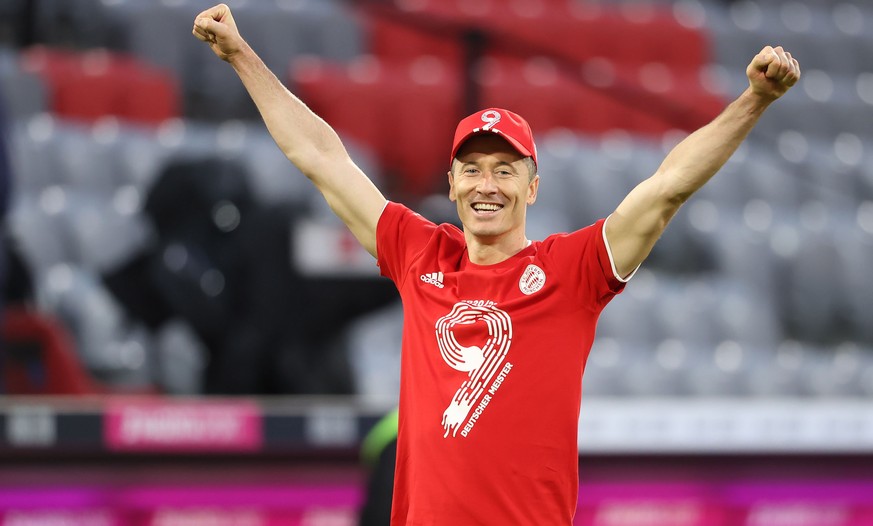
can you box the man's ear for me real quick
[447,171,456,202]
[527,174,539,205]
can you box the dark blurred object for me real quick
[0,0,33,47]
[359,409,398,526]
[105,157,397,395]
[1,237,34,306]
[0,80,17,393]
[0,87,10,223]
[359,439,397,526]
[0,0,125,50]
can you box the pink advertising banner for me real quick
[574,482,873,526]
[2,479,872,525]
[104,399,263,452]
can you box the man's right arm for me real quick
[192,4,386,257]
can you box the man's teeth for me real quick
[473,203,502,212]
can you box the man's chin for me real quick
[464,224,505,240]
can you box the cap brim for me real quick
[451,129,534,163]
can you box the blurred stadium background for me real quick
[0,0,872,524]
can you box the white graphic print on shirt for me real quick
[435,300,514,438]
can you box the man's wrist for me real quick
[738,87,774,115]
[226,40,253,67]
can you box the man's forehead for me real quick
[455,134,524,161]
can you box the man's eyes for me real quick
[462,168,513,176]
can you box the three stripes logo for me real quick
[420,272,445,289]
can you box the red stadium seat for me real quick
[20,46,180,125]
[477,56,724,137]
[293,56,461,196]
[370,2,710,71]
[300,1,719,191]
[363,13,464,71]
[1,307,103,395]
[55,51,125,122]
[20,45,79,85]
[121,65,179,124]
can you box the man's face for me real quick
[448,135,539,242]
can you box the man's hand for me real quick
[192,3,245,62]
[746,45,801,102]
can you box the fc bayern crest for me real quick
[519,264,546,295]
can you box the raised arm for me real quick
[605,46,800,278]
[192,4,386,257]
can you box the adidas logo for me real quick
[420,271,445,288]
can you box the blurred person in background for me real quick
[105,156,397,395]
[0,84,18,391]
[358,408,398,526]
[192,3,799,524]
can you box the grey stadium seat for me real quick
[345,301,403,404]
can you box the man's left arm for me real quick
[605,45,801,278]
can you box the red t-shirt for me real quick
[376,202,628,526]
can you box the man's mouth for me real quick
[471,202,504,213]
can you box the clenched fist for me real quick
[192,3,245,62]
[747,45,801,102]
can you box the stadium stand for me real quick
[0,0,870,402]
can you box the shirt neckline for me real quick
[463,241,537,270]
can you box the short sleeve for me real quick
[376,201,438,288]
[539,218,630,311]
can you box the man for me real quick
[192,4,800,524]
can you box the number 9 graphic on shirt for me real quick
[435,301,513,438]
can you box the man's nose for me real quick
[475,172,498,194]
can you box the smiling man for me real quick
[193,3,800,525]
[449,111,540,265]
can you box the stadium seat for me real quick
[362,12,464,70]
[0,61,48,119]
[652,277,719,348]
[112,125,167,193]
[293,56,460,196]
[478,55,722,138]
[583,338,642,397]
[153,319,208,396]
[52,121,115,190]
[384,0,709,70]
[345,301,404,404]
[802,342,867,397]
[38,264,156,389]
[120,66,179,124]
[835,216,873,344]
[243,2,364,74]
[714,280,782,348]
[686,340,753,397]
[597,269,666,347]
[781,221,844,344]
[21,46,179,124]
[9,115,67,192]
[109,0,362,120]
[746,339,807,397]
[567,137,644,221]
[52,51,125,122]
[1,306,102,395]
[8,193,74,275]
[65,194,152,273]
[740,146,803,210]
[710,213,782,307]
[238,127,317,207]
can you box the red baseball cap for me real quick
[450,108,538,167]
